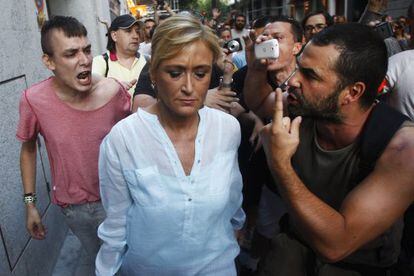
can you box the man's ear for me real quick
[42,54,55,71]
[110,30,117,42]
[341,81,366,105]
[292,42,303,55]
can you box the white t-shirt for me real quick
[386,49,414,120]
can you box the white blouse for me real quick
[95,107,245,276]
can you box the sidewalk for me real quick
[52,230,94,276]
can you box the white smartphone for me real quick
[254,39,279,59]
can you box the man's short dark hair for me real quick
[236,14,246,20]
[302,10,334,30]
[144,18,156,24]
[311,23,387,108]
[252,16,276,29]
[273,15,303,43]
[41,16,87,56]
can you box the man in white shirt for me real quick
[138,18,155,57]
[231,14,250,50]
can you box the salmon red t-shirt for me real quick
[16,77,131,205]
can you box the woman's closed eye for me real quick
[194,71,207,79]
[168,71,183,78]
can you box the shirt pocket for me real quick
[123,166,167,207]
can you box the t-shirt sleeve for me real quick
[133,62,156,98]
[386,55,399,90]
[16,90,40,142]
[92,55,107,77]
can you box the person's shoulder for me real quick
[389,49,414,70]
[92,53,108,74]
[93,77,122,94]
[92,54,106,67]
[379,123,414,171]
[93,53,106,63]
[93,77,129,102]
[25,77,54,99]
[390,49,414,61]
[204,107,240,133]
[105,113,137,141]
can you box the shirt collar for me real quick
[109,50,141,62]
[109,50,118,61]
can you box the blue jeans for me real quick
[61,201,106,269]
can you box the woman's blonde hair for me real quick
[150,14,221,76]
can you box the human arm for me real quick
[207,8,221,29]
[359,0,388,25]
[95,132,132,275]
[204,87,239,113]
[246,111,264,152]
[260,90,414,262]
[163,2,176,15]
[242,33,276,120]
[20,140,46,240]
[151,0,159,25]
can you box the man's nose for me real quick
[79,52,90,65]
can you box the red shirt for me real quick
[16,77,130,205]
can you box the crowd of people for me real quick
[17,0,414,275]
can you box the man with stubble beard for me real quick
[257,23,414,276]
[17,16,130,274]
[231,14,250,50]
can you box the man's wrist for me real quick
[23,193,37,205]
[272,159,294,177]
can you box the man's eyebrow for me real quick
[297,62,323,81]
[62,48,79,54]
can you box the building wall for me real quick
[0,0,112,275]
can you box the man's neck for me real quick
[272,62,297,86]
[315,105,374,150]
[52,77,91,104]
[114,49,137,69]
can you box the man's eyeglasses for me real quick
[305,24,327,32]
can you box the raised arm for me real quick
[243,34,276,120]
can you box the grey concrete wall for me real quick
[47,0,112,57]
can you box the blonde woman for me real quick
[95,15,245,275]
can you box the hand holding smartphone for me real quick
[254,39,279,59]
